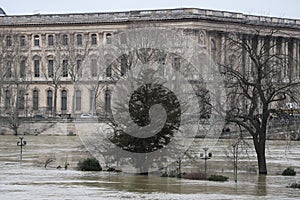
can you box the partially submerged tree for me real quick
[221,28,300,174]
[77,27,203,175]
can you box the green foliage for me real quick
[287,183,300,189]
[208,175,229,182]
[282,167,296,176]
[77,157,102,171]
[160,170,178,178]
[182,172,207,180]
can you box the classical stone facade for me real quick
[0,8,300,119]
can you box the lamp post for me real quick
[200,147,212,175]
[17,137,26,161]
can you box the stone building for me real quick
[0,7,300,119]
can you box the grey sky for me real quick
[1,0,300,19]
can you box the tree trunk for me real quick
[253,136,267,174]
[54,87,58,117]
[71,85,75,118]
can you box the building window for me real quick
[91,34,97,45]
[62,60,68,77]
[91,59,97,77]
[106,57,112,77]
[6,36,12,47]
[89,90,95,111]
[121,56,127,76]
[173,57,180,71]
[210,39,216,62]
[48,35,54,46]
[34,35,40,46]
[105,90,111,112]
[75,90,81,111]
[120,33,127,44]
[61,90,67,111]
[33,90,39,111]
[18,91,25,110]
[48,60,54,78]
[20,35,26,47]
[106,65,112,77]
[34,59,40,77]
[158,53,165,76]
[20,59,26,78]
[5,90,11,109]
[5,61,12,78]
[76,34,82,46]
[62,34,68,45]
[106,33,112,44]
[76,59,82,77]
[47,90,53,111]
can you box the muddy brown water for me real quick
[0,135,299,199]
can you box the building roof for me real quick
[0,8,299,29]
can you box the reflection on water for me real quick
[0,135,299,199]
[256,175,267,196]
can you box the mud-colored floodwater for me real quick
[0,135,299,199]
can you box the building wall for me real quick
[0,8,300,117]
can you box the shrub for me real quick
[183,172,207,180]
[282,167,296,176]
[287,183,300,189]
[208,175,229,182]
[77,157,102,171]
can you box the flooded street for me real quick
[0,135,299,199]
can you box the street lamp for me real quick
[17,137,26,161]
[200,147,212,175]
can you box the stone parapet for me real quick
[0,8,299,29]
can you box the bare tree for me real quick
[221,28,300,174]
[0,31,31,135]
[43,33,91,117]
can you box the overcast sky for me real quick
[1,0,300,19]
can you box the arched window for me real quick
[61,90,67,111]
[91,34,97,45]
[48,35,54,46]
[210,39,216,62]
[76,34,82,46]
[33,90,39,111]
[75,90,81,111]
[34,35,40,46]
[106,33,112,44]
[5,90,11,109]
[62,34,68,45]
[6,35,12,47]
[20,35,26,47]
[47,90,53,111]
[105,90,111,112]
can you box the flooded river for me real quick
[0,135,299,199]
